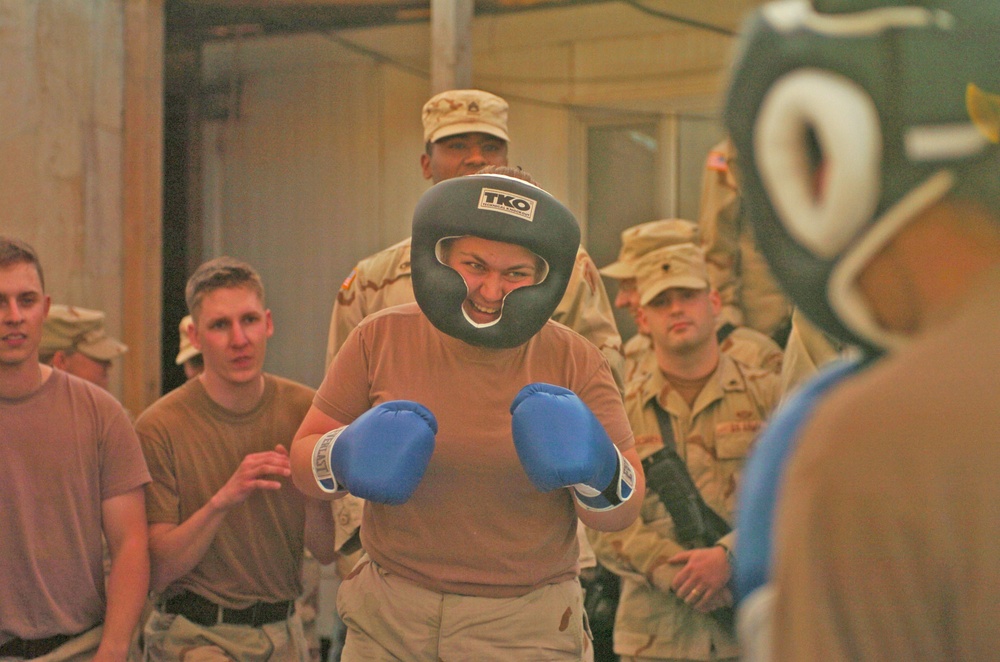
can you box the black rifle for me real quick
[646,401,736,632]
[641,447,732,548]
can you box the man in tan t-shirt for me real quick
[0,236,150,662]
[326,88,624,569]
[136,257,336,661]
[725,2,1000,658]
[291,170,644,661]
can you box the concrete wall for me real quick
[1,0,162,410]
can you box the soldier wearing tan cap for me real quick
[39,304,128,391]
[600,219,783,385]
[174,314,203,381]
[588,242,780,662]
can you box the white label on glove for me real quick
[312,427,346,494]
[574,445,636,512]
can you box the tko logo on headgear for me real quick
[478,188,537,221]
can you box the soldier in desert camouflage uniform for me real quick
[600,219,783,386]
[589,243,780,662]
[699,138,791,345]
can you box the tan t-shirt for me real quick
[772,269,1000,660]
[0,370,150,640]
[137,375,314,608]
[315,303,633,598]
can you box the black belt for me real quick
[0,632,76,659]
[161,591,294,628]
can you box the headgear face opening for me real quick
[434,236,550,330]
[412,173,580,348]
[724,0,1000,351]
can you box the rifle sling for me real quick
[645,398,731,540]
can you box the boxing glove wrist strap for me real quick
[573,445,636,512]
[312,427,348,494]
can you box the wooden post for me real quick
[123,0,165,414]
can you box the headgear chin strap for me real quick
[411,173,580,348]
[725,0,1000,352]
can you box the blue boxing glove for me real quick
[311,401,437,505]
[511,383,635,511]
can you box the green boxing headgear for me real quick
[411,173,580,349]
[725,0,1000,351]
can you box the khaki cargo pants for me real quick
[141,609,309,662]
[338,556,593,662]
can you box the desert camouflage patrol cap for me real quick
[41,304,127,361]
[600,219,701,280]
[635,243,710,306]
[422,89,510,144]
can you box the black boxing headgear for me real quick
[725,0,1000,351]
[411,173,580,349]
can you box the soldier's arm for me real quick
[326,267,366,369]
[99,488,150,661]
[147,446,293,592]
[699,143,745,328]
[586,516,686,589]
[552,249,624,389]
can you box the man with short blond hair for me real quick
[0,236,150,662]
[137,256,335,661]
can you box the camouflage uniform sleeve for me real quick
[552,248,624,389]
[699,140,745,329]
[586,518,686,586]
[720,327,784,375]
[738,228,792,337]
[779,308,844,397]
[326,266,366,369]
[326,239,415,368]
